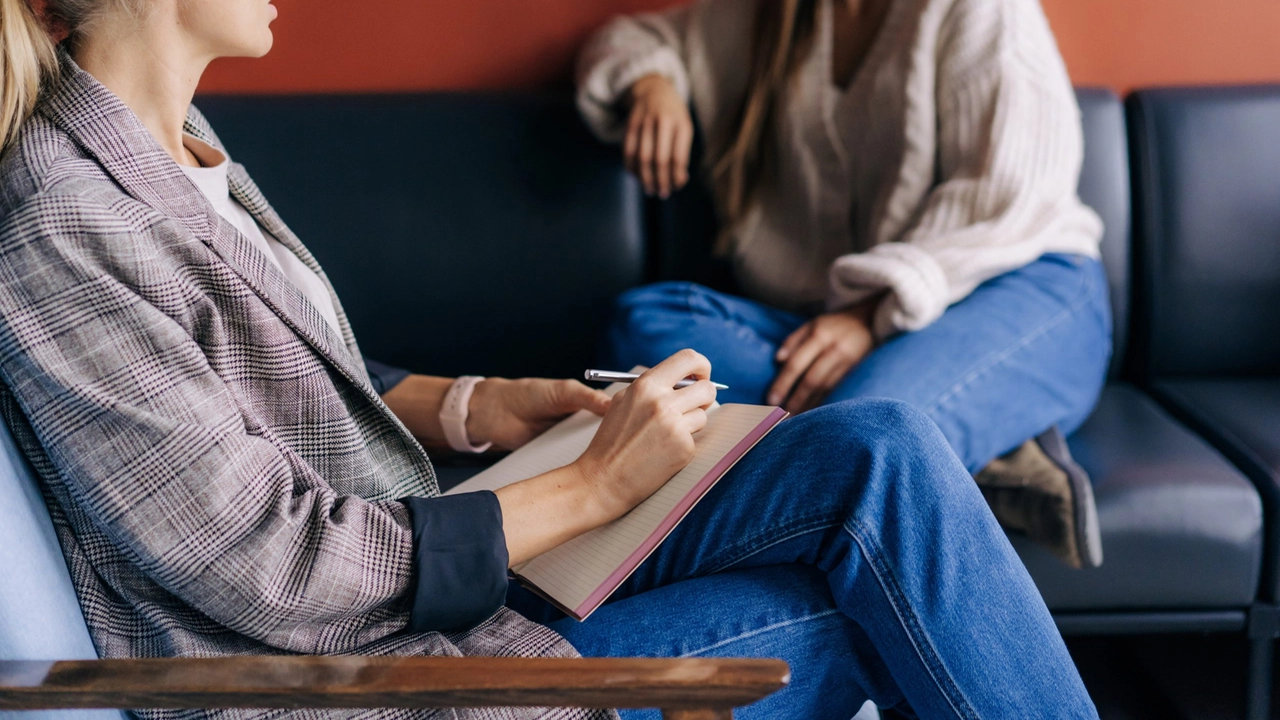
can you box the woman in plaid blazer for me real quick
[0,0,1097,718]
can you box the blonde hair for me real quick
[0,0,143,154]
[710,0,817,254]
[1,0,57,154]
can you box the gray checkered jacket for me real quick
[0,54,610,720]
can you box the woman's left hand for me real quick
[467,378,612,451]
[767,300,880,413]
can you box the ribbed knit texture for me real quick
[577,0,1103,337]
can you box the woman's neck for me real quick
[72,14,211,168]
[832,0,892,90]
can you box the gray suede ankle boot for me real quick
[974,427,1103,569]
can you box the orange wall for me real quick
[198,0,1280,95]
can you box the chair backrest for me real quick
[195,93,647,381]
[652,89,1135,379]
[1127,86,1280,380]
[0,417,125,720]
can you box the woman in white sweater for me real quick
[578,0,1112,567]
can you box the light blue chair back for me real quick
[0,417,128,720]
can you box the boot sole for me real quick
[1037,427,1104,569]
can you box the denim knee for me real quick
[810,398,946,450]
[802,399,970,494]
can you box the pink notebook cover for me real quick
[521,406,789,621]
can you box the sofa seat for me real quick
[1154,380,1280,481]
[1013,383,1263,610]
[1151,378,1280,600]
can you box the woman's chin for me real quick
[238,31,274,59]
[255,32,275,58]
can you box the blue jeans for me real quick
[507,402,1097,718]
[601,254,1113,472]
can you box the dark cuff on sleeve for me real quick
[366,358,412,395]
[403,492,509,633]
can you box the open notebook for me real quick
[445,382,787,621]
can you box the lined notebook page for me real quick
[442,407,602,496]
[516,404,782,618]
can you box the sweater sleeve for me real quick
[575,6,695,142]
[827,7,1103,338]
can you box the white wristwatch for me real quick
[439,376,492,454]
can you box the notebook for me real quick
[445,381,788,620]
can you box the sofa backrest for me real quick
[197,94,646,380]
[196,90,1137,381]
[0,417,124,720]
[1075,89,1134,380]
[1127,86,1280,379]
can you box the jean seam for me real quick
[679,608,843,658]
[703,513,847,575]
[845,517,979,720]
[924,266,1100,417]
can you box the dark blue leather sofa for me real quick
[1126,86,1280,719]
[646,91,1275,717]
[2,87,1276,719]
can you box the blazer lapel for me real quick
[38,52,377,401]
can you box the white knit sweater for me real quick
[577,0,1103,338]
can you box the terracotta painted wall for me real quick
[198,0,1280,95]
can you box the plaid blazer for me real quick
[0,54,610,720]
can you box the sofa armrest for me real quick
[0,657,789,718]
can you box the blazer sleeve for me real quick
[827,3,1102,338]
[0,194,506,649]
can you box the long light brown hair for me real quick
[709,0,819,253]
[0,0,57,154]
[0,0,141,154]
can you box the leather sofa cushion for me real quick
[1074,89,1131,380]
[1127,87,1280,378]
[1152,379,1280,602]
[197,94,646,380]
[1014,384,1263,610]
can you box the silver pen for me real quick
[584,369,729,391]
